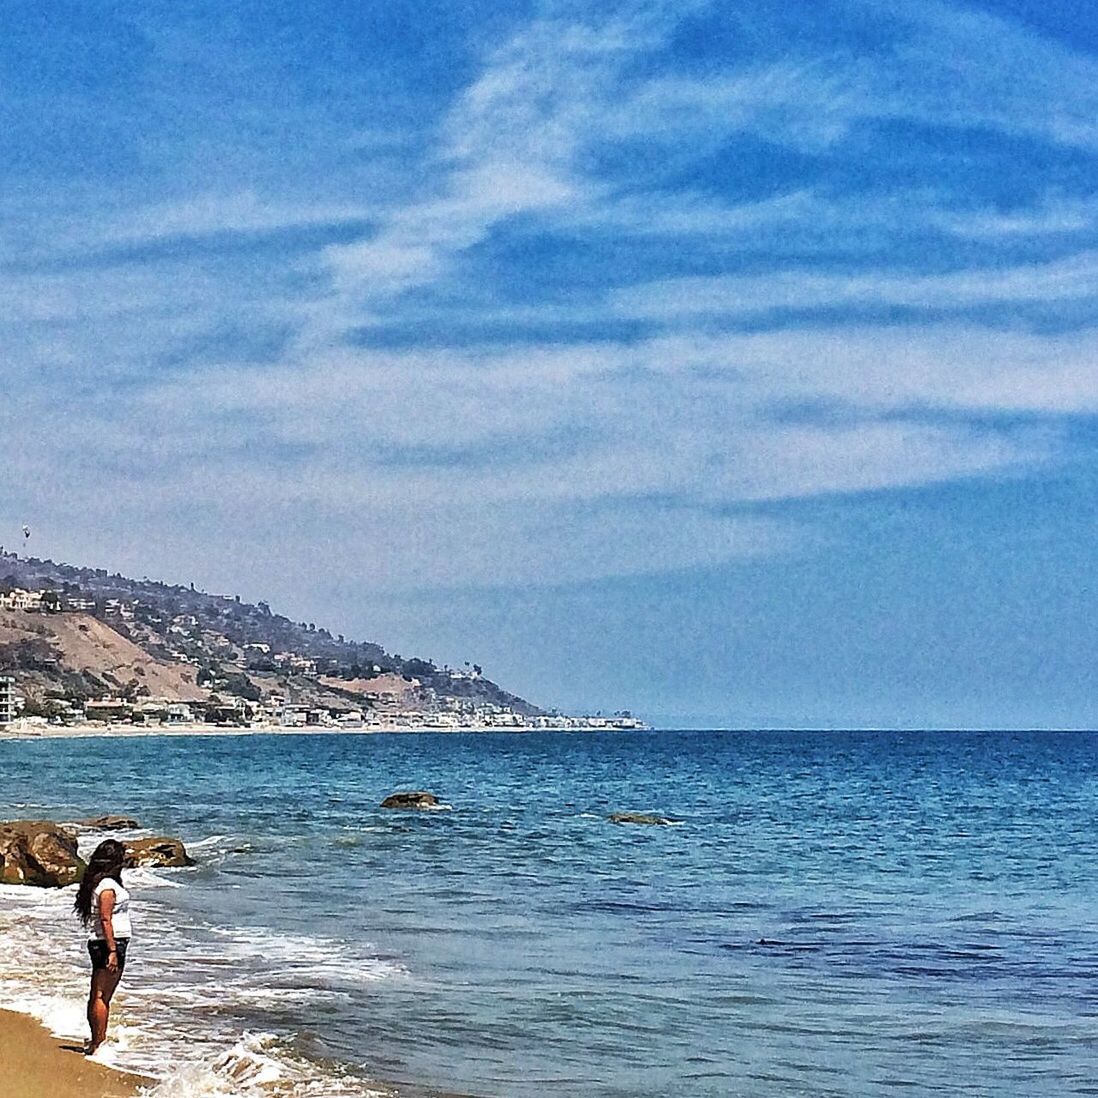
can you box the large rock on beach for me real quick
[608,812,675,826]
[380,791,440,810]
[123,836,194,868]
[0,820,84,887]
[75,814,141,831]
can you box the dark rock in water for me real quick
[381,791,440,810]
[0,820,84,887]
[124,836,194,868]
[76,814,140,831]
[608,812,675,826]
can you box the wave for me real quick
[205,925,408,987]
[108,1033,389,1098]
[186,834,230,850]
[0,873,404,1095]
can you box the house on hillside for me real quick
[103,598,135,620]
[0,589,42,611]
[273,652,316,674]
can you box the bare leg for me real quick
[86,967,121,1053]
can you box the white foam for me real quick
[0,874,402,1096]
[138,1034,389,1098]
[187,834,230,850]
[0,985,87,1041]
[125,865,187,888]
[206,926,407,988]
[76,831,148,859]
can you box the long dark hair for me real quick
[74,839,125,926]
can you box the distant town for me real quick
[0,564,647,734]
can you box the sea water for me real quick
[0,730,1095,1097]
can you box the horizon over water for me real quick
[1,729,1095,1097]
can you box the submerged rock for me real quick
[124,836,194,868]
[76,814,141,831]
[608,812,675,826]
[380,791,440,810]
[0,820,84,887]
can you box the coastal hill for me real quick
[0,550,551,728]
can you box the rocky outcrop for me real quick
[123,836,194,868]
[0,820,84,886]
[75,814,140,831]
[381,791,440,810]
[0,819,194,883]
[608,812,675,826]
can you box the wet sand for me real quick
[0,1008,144,1098]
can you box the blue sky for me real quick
[2,0,1097,727]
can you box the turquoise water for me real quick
[1,730,1096,1097]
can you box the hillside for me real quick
[0,609,205,701]
[0,550,545,725]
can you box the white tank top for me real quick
[88,877,133,940]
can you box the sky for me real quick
[2,0,1097,728]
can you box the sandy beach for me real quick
[0,1008,144,1098]
[0,720,596,741]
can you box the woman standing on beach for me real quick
[73,839,132,1055]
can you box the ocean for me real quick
[0,729,1095,1097]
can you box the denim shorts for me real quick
[88,938,129,973]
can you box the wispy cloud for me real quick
[4,0,1098,602]
[929,195,1098,240]
[612,251,1098,319]
[317,9,656,311]
[597,0,1098,155]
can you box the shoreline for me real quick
[0,720,645,741]
[0,1008,145,1098]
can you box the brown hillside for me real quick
[0,610,204,700]
[317,673,417,697]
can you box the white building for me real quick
[0,589,42,611]
[0,676,16,724]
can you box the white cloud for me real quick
[5,0,1098,599]
[608,60,876,151]
[634,326,1098,415]
[929,195,1098,239]
[316,2,706,322]
[596,1,1098,155]
[706,420,1048,502]
[612,251,1098,319]
[78,323,1085,526]
[99,192,369,245]
[883,0,1098,151]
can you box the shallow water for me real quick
[1,730,1096,1097]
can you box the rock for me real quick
[123,836,194,868]
[75,814,140,831]
[380,791,440,810]
[608,812,675,826]
[0,820,84,887]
